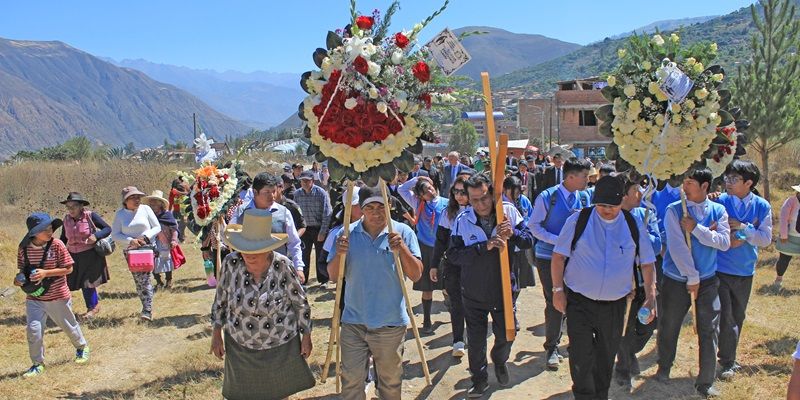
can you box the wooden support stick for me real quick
[481,72,516,342]
[679,185,698,334]
[622,289,634,336]
[321,181,354,388]
[215,215,223,280]
[380,179,432,386]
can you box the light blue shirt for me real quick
[529,184,585,245]
[554,209,657,301]
[327,220,422,329]
[664,199,730,285]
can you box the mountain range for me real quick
[0,37,250,157]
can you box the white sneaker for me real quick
[452,341,466,357]
[325,281,337,290]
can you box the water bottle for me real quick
[637,306,652,325]
[203,259,214,275]
[734,228,748,240]
[15,272,26,284]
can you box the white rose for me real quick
[391,50,404,65]
[368,87,378,99]
[377,102,388,114]
[368,61,381,77]
[624,84,637,98]
[398,99,408,112]
[345,98,358,110]
[651,34,665,46]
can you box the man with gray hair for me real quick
[442,151,469,193]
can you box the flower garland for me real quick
[177,163,239,227]
[705,125,738,178]
[300,1,459,185]
[595,33,743,181]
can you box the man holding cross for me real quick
[327,186,423,400]
[657,167,730,398]
[551,176,657,400]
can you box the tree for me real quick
[449,120,479,156]
[734,0,800,200]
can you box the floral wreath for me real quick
[177,161,243,238]
[300,1,459,186]
[595,32,749,185]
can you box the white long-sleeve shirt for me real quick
[112,205,161,247]
[664,199,730,284]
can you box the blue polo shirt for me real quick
[327,219,421,329]
[554,209,657,301]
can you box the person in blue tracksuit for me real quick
[447,173,533,397]
[528,157,592,370]
[657,167,731,398]
[713,160,772,380]
[614,175,662,387]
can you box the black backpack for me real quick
[569,207,642,287]
[20,240,54,297]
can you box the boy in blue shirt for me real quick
[714,160,772,380]
[657,167,731,398]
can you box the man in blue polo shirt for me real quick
[551,176,657,400]
[657,167,731,398]
[529,157,592,370]
[714,160,772,381]
[327,186,423,400]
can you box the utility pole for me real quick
[193,113,198,141]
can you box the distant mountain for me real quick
[493,5,757,94]
[0,37,250,157]
[453,26,582,80]
[608,16,718,40]
[113,59,306,129]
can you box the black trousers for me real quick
[566,289,627,400]
[657,275,720,387]
[464,304,514,385]
[717,272,753,369]
[300,226,326,283]
[614,287,656,377]
[443,262,465,343]
[536,258,565,352]
[776,252,793,276]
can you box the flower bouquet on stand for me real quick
[299,0,462,186]
[594,32,750,190]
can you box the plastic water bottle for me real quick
[15,272,26,284]
[637,306,652,325]
[734,229,748,240]
[203,259,214,275]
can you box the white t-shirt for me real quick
[794,340,800,360]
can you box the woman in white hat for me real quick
[144,190,179,290]
[775,184,800,288]
[111,186,161,321]
[210,208,314,400]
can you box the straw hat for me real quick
[792,184,800,193]
[143,190,169,210]
[588,166,599,177]
[224,209,288,254]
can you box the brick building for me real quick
[517,77,611,160]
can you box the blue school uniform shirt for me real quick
[650,184,681,241]
[714,192,773,276]
[327,219,422,329]
[630,207,662,256]
[662,199,731,284]
[529,184,591,260]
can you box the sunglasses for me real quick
[452,188,467,196]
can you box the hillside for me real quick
[492,5,756,94]
[0,38,250,157]
[113,59,306,129]
[453,26,581,80]
[609,16,718,39]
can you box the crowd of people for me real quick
[10,151,800,399]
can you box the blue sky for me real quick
[0,0,754,73]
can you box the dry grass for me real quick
[0,159,797,399]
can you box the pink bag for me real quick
[127,249,155,273]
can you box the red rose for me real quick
[412,61,430,83]
[356,16,374,30]
[419,93,432,109]
[208,186,220,199]
[353,56,369,75]
[394,32,410,49]
[341,110,356,126]
[372,124,390,141]
[343,127,361,146]
[197,206,207,219]
[388,117,403,133]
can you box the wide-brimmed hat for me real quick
[60,192,90,206]
[224,209,288,254]
[21,212,63,246]
[121,186,146,203]
[143,190,169,210]
[588,167,599,177]
[792,184,800,193]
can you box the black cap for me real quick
[292,163,303,169]
[423,156,432,162]
[299,170,314,180]
[518,160,528,167]
[593,176,624,206]
[358,186,385,208]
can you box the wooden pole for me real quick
[215,215,223,280]
[679,185,698,334]
[321,181,354,389]
[380,179,431,386]
[481,72,516,342]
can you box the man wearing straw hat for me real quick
[231,172,306,283]
[327,186,423,400]
[550,176,657,400]
[657,167,730,398]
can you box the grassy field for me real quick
[0,159,798,399]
